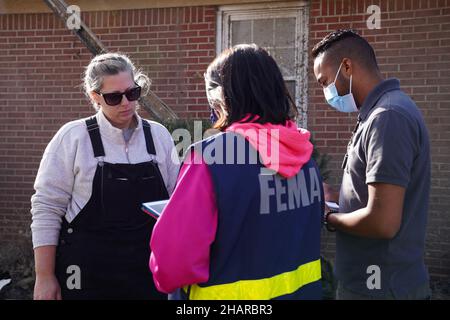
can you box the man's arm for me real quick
[328,109,417,239]
[327,182,405,239]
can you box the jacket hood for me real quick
[226,116,313,178]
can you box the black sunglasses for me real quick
[95,85,141,106]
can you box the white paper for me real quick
[325,201,339,211]
[142,199,169,217]
[0,279,11,291]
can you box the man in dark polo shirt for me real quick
[312,29,431,299]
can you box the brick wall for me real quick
[0,7,216,241]
[308,0,450,280]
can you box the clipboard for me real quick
[141,199,169,219]
[325,201,339,212]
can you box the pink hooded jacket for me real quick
[149,119,313,293]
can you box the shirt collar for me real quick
[96,109,142,144]
[359,78,401,121]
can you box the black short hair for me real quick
[312,29,379,70]
[205,44,297,130]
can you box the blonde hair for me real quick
[83,52,151,110]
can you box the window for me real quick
[217,1,309,127]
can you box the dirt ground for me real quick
[431,279,450,300]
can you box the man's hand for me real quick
[327,183,405,239]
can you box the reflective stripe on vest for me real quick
[184,258,321,300]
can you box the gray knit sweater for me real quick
[30,111,180,248]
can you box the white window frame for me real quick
[216,1,309,128]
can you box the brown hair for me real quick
[204,44,298,130]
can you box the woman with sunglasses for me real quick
[31,52,179,300]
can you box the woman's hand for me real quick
[33,245,61,300]
[34,274,62,300]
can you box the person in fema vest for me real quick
[150,44,325,300]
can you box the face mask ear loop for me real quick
[334,62,344,84]
[349,74,353,94]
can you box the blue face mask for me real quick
[323,62,358,113]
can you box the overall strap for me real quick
[85,116,105,157]
[142,119,157,156]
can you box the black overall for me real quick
[55,117,169,300]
